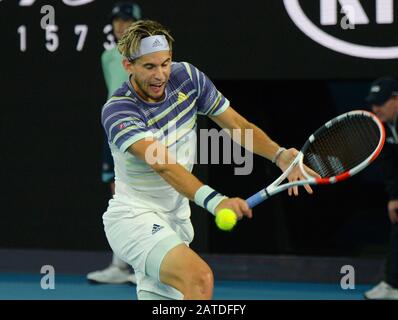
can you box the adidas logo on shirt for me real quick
[177,92,188,104]
[152,224,164,235]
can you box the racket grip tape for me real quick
[246,190,268,209]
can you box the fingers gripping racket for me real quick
[246,110,385,208]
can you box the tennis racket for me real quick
[246,110,385,208]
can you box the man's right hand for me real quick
[215,198,252,220]
[388,200,398,224]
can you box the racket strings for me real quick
[303,115,380,178]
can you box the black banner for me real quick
[2,0,398,80]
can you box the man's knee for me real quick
[197,267,214,294]
[158,243,214,299]
[185,265,214,299]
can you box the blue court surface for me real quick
[0,273,372,300]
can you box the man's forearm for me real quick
[154,163,228,215]
[228,121,280,162]
[247,122,280,160]
[129,140,205,201]
[153,163,204,201]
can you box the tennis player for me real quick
[87,1,141,285]
[101,20,314,300]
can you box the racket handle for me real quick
[246,192,267,209]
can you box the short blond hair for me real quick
[118,20,174,60]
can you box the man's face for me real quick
[112,17,134,41]
[125,50,172,103]
[371,96,398,122]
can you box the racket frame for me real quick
[246,110,385,208]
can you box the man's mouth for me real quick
[150,83,164,93]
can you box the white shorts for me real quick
[103,195,194,299]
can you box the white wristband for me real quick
[194,185,227,215]
[272,147,286,165]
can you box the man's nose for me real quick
[153,67,164,79]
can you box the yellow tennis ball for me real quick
[215,209,237,231]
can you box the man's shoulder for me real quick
[103,84,140,113]
[170,61,198,84]
[172,61,196,72]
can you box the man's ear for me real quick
[122,58,132,72]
